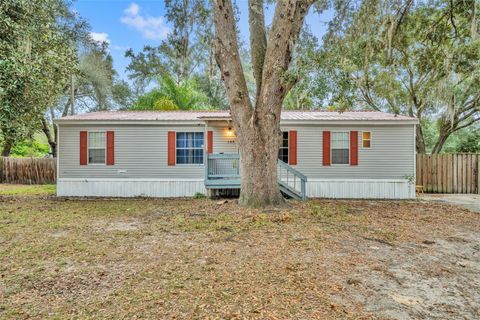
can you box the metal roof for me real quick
[57,110,417,122]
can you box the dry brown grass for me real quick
[0,189,478,319]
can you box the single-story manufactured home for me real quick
[55,110,418,199]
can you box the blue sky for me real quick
[74,0,333,81]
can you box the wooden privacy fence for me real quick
[416,154,480,194]
[0,157,56,184]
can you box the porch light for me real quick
[225,126,236,142]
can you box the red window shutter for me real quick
[207,131,213,154]
[80,131,88,165]
[289,130,297,165]
[350,131,358,166]
[106,131,115,165]
[168,131,176,166]
[322,131,331,166]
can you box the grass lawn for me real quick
[1,186,479,319]
[0,184,55,196]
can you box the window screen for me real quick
[331,132,349,164]
[176,132,204,164]
[88,132,106,164]
[278,131,289,163]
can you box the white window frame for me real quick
[362,131,372,148]
[176,131,204,165]
[330,131,350,166]
[87,131,106,165]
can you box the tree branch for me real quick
[213,0,253,127]
[452,116,480,132]
[393,0,414,41]
[41,117,56,156]
[257,0,314,117]
[248,0,267,99]
[359,78,381,111]
[449,0,459,38]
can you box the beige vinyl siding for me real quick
[208,125,237,154]
[58,122,415,181]
[58,124,206,179]
[281,124,415,180]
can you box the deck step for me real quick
[205,179,240,189]
[205,154,307,200]
[278,183,303,200]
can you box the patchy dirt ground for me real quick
[0,188,479,319]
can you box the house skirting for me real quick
[306,179,415,199]
[57,178,206,198]
[57,178,414,199]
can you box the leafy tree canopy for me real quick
[130,74,210,110]
[0,0,79,155]
[125,0,228,109]
[306,0,480,153]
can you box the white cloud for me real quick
[120,2,169,40]
[125,2,140,16]
[90,32,110,44]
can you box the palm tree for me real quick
[156,74,209,110]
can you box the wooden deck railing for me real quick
[206,153,240,179]
[277,160,307,200]
[205,153,241,188]
[204,153,307,200]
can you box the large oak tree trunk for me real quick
[237,115,284,207]
[213,0,311,207]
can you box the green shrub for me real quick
[193,192,206,199]
[10,136,50,158]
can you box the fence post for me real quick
[0,156,3,183]
[477,155,480,194]
[453,154,457,193]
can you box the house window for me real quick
[176,132,204,164]
[362,131,371,148]
[331,132,349,164]
[278,131,289,163]
[88,132,106,164]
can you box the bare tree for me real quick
[213,0,314,207]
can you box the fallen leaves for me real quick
[0,195,478,319]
